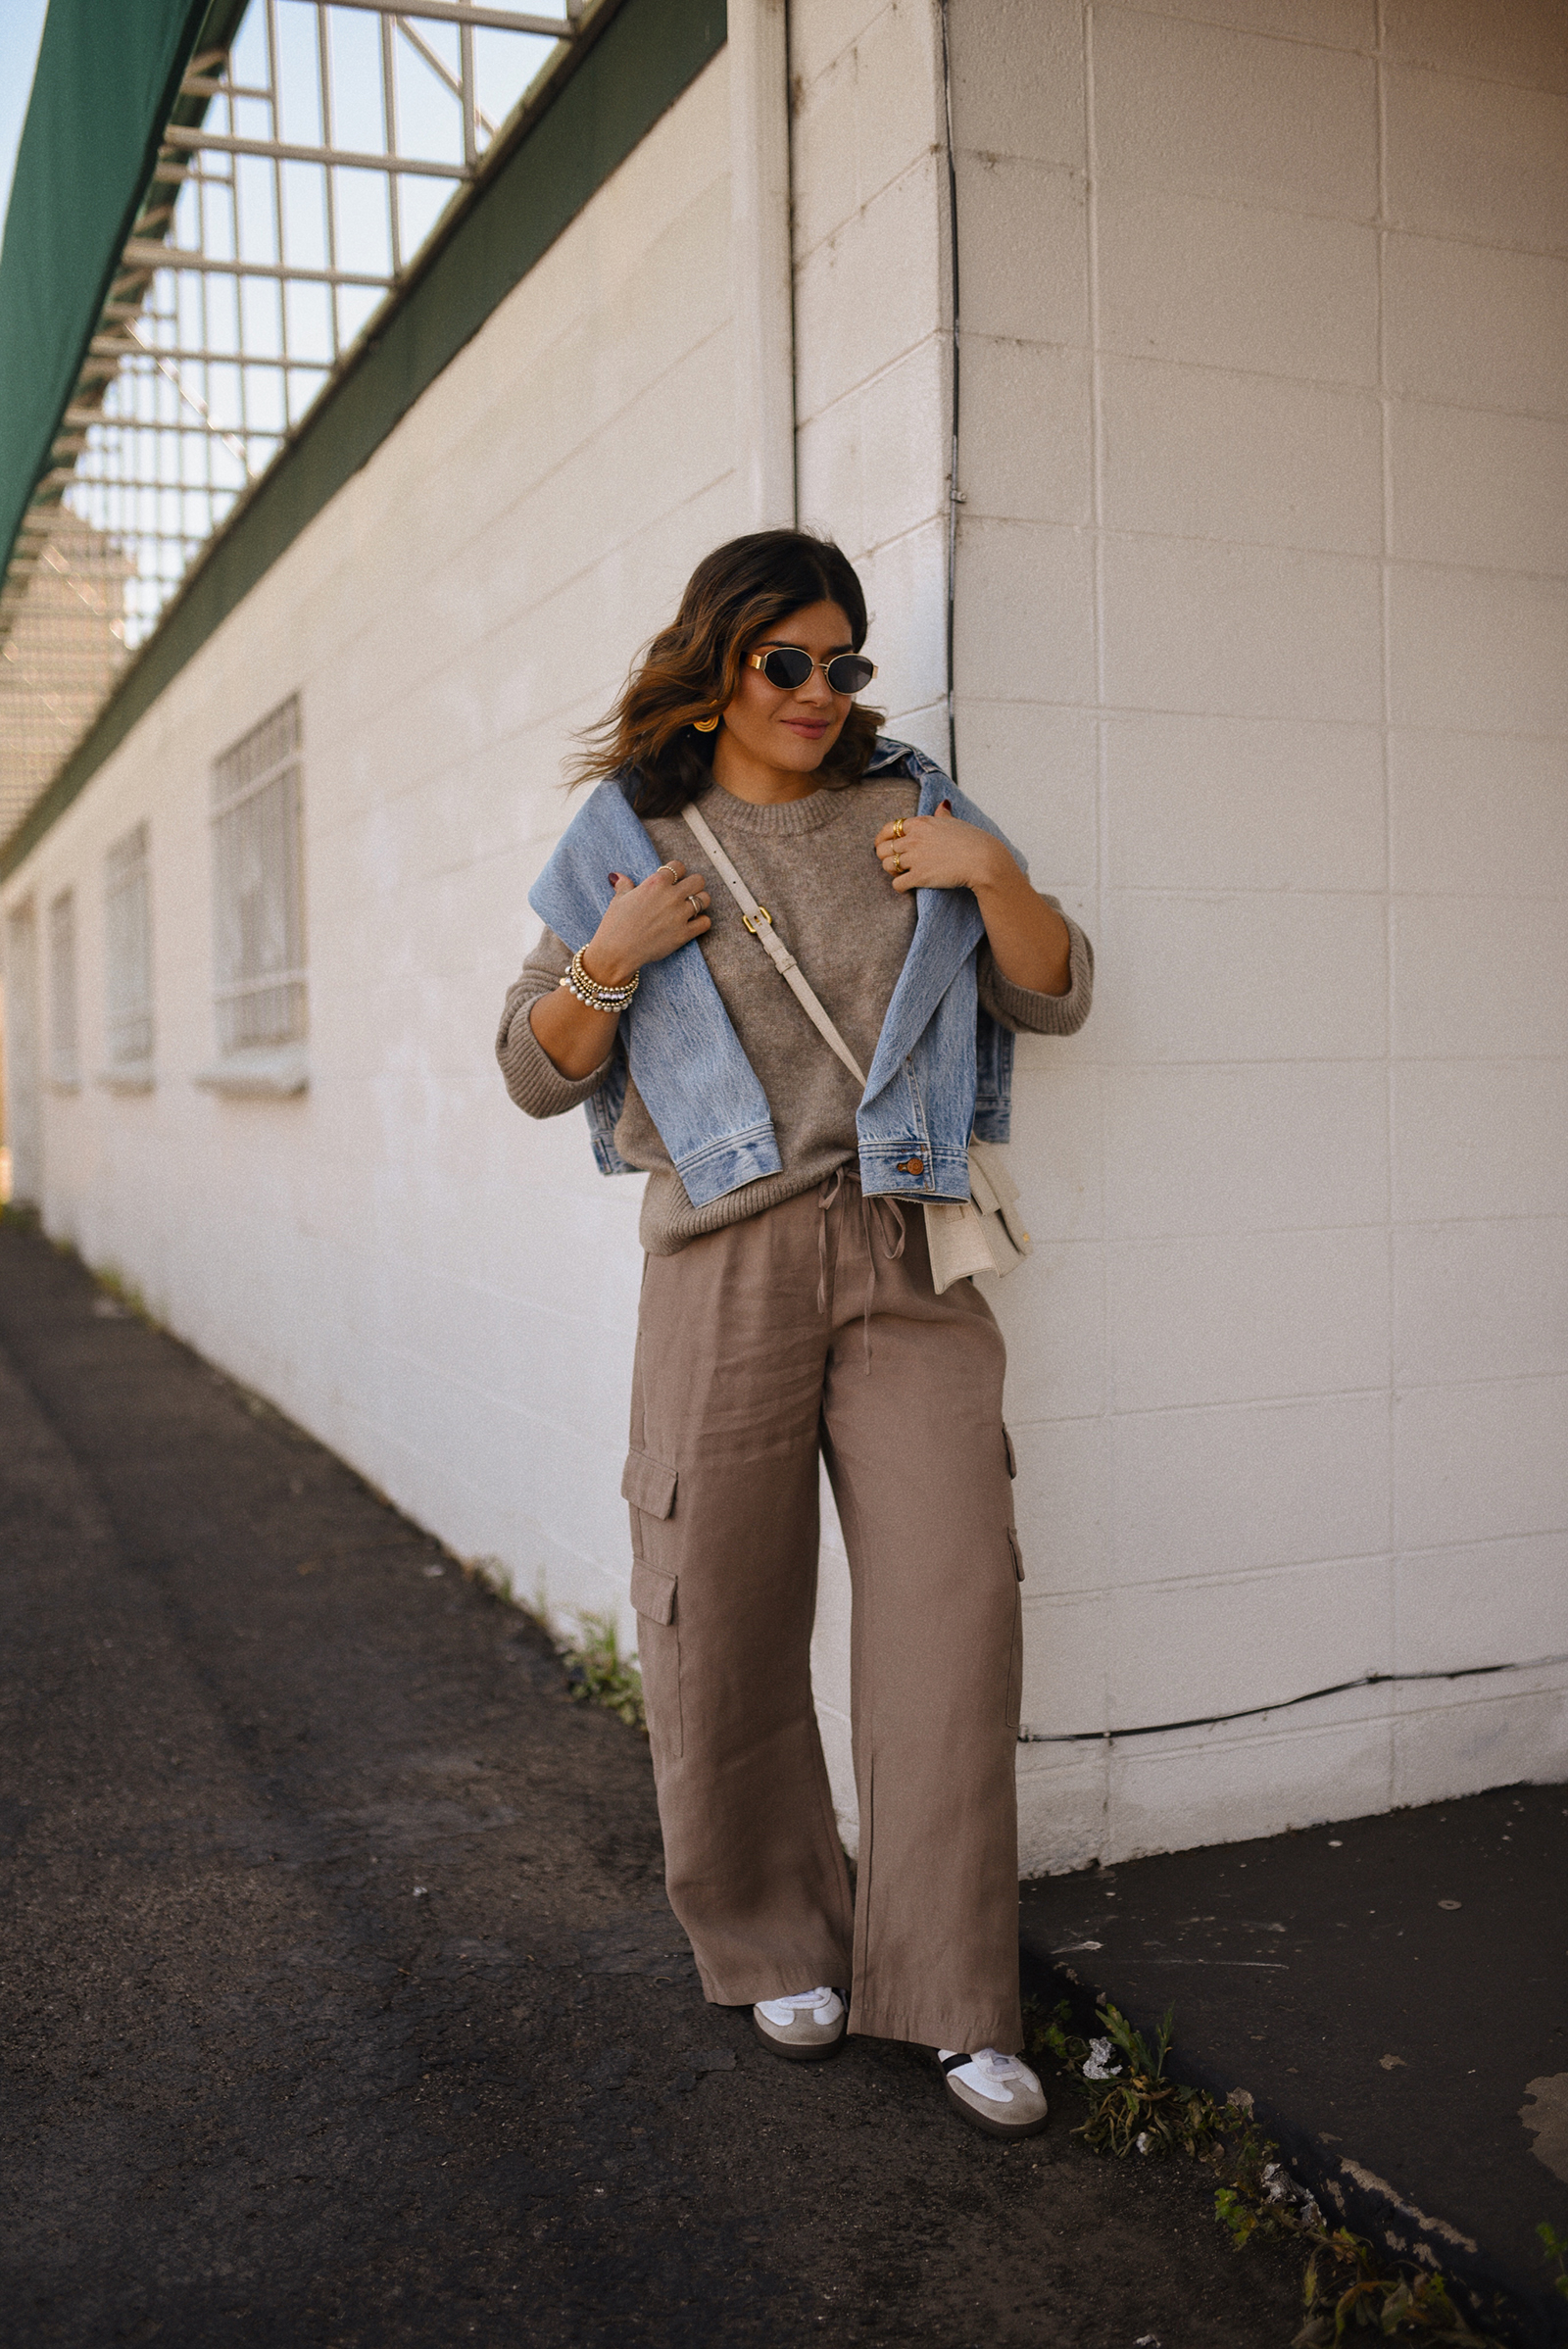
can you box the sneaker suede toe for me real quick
[938,2047,1049,2137]
[752,1987,847,2061]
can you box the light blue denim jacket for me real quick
[528,737,1033,1208]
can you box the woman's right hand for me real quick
[583,861,710,986]
[527,862,710,1080]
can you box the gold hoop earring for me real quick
[692,713,720,733]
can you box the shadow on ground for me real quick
[0,1218,1303,2347]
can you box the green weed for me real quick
[463,1570,647,1735]
[1292,2239,1487,2345]
[93,1263,155,1324]
[558,1610,646,1733]
[1033,1995,1235,2161]
[1026,1995,1501,2344]
[1540,2220,1568,2305]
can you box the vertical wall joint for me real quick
[728,0,797,530]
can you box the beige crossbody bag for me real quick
[681,802,1032,1297]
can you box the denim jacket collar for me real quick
[527,738,1021,1206]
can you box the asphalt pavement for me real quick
[1020,1782,1568,2345]
[0,1214,1304,2349]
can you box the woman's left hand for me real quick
[874,802,1013,895]
[876,801,1074,994]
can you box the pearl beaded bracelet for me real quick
[559,947,639,1013]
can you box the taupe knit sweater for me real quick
[497,777,1094,1254]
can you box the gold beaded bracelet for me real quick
[559,947,639,1013]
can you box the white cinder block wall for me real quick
[789,0,956,1852]
[0,52,741,1634]
[4,3,1564,1877]
[932,0,1566,1868]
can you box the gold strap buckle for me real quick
[742,906,772,934]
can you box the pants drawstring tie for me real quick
[817,1167,906,1370]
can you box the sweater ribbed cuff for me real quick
[495,986,613,1118]
[981,914,1094,1037]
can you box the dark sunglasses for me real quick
[747,646,877,695]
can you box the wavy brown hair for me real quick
[568,530,886,818]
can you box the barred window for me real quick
[48,890,80,1086]
[105,822,153,1066]
[211,695,305,1055]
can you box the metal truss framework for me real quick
[0,0,584,837]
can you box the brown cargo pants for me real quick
[622,1169,1026,2055]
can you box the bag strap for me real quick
[681,802,867,1089]
[683,800,1030,1292]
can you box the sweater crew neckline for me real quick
[697,781,864,837]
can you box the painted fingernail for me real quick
[609,871,622,885]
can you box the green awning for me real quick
[0,0,220,581]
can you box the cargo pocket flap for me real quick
[1007,1527,1025,1582]
[630,1559,677,1626]
[621,1447,678,1519]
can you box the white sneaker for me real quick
[938,2046,1049,2137]
[752,1986,847,2062]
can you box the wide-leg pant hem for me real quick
[692,1947,856,2009]
[848,2001,1025,2055]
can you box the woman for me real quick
[497,531,1092,2138]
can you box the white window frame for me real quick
[103,820,155,1087]
[48,888,80,1091]
[199,694,308,1096]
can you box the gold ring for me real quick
[890,816,906,839]
[687,895,701,914]
[890,853,905,876]
[658,860,682,879]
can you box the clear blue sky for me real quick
[0,0,50,237]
